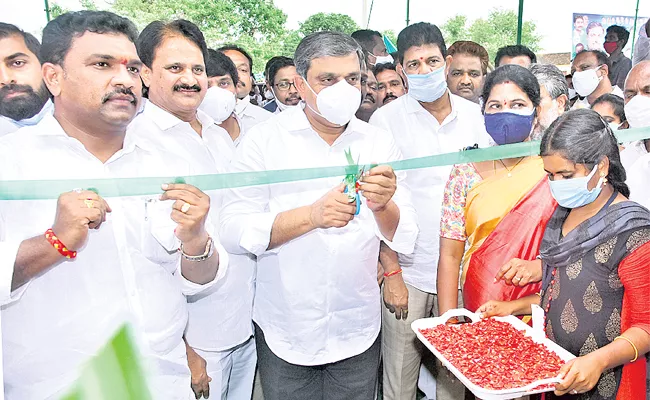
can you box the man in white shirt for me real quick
[219,45,272,132]
[369,22,488,400]
[0,23,52,136]
[624,61,650,209]
[220,31,418,400]
[129,20,255,400]
[202,49,243,159]
[0,11,226,399]
[571,50,624,110]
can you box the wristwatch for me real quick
[180,236,214,262]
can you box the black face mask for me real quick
[0,82,50,121]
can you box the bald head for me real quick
[624,60,650,104]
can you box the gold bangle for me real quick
[614,335,639,362]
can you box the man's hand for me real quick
[186,345,211,399]
[360,165,397,212]
[52,190,112,250]
[309,184,357,229]
[384,273,409,320]
[161,183,211,250]
[495,258,542,286]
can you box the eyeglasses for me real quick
[275,81,297,91]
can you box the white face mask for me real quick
[304,78,361,126]
[568,88,577,99]
[624,95,650,128]
[235,95,250,116]
[198,86,237,124]
[264,89,274,99]
[272,88,300,112]
[373,54,394,65]
[572,65,603,97]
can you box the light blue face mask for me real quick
[405,65,448,103]
[548,165,605,209]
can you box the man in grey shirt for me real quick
[604,25,632,89]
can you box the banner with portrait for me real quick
[572,13,648,58]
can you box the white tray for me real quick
[411,308,575,400]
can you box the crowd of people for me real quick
[0,9,649,400]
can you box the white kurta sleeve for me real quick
[371,130,419,255]
[219,130,278,257]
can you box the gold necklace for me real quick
[497,157,526,178]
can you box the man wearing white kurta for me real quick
[220,32,418,400]
[130,19,256,400]
[0,12,226,399]
[0,23,52,137]
[369,22,490,400]
[624,61,650,209]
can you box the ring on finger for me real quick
[180,202,191,214]
[514,276,522,281]
[84,199,94,208]
[571,390,578,394]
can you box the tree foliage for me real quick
[441,9,541,65]
[299,12,359,36]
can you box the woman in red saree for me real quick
[480,109,650,399]
[437,64,558,315]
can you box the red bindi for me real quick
[120,58,128,65]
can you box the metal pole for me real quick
[630,0,640,54]
[516,0,524,44]
[44,0,51,22]
[406,0,410,27]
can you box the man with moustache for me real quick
[374,62,406,107]
[263,56,301,113]
[0,23,52,136]
[446,40,488,104]
[356,67,378,122]
[624,61,650,209]
[130,20,255,400]
[529,63,570,138]
[0,11,226,399]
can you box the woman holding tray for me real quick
[479,109,650,399]
[437,64,558,315]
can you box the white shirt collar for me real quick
[403,90,459,123]
[142,100,217,132]
[277,102,365,139]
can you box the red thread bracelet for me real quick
[383,268,403,278]
[44,229,77,259]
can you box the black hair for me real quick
[41,10,138,66]
[205,48,238,84]
[137,19,208,69]
[586,21,604,35]
[265,56,294,86]
[606,25,630,48]
[396,22,446,64]
[591,93,626,122]
[541,109,629,197]
[480,64,541,113]
[573,15,584,23]
[575,49,611,71]
[351,29,382,53]
[373,62,397,76]
[218,44,253,73]
[494,45,537,67]
[0,22,42,62]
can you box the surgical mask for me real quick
[198,86,236,123]
[405,65,448,103]
[572,66,603,97]
[304,78,361,126]
[7,100,53,128]
[603,41,618,54]
[235,95,250,116]
[373,54,394,65]
[568,88,577,99]
[624,95,650,128]
[608,121,622,131]
[484,109,536,145]
[264,89,274,99]
[548,165,605,209]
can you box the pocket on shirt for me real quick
[141,197,179,272]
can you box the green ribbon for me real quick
[1,128,648,201]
